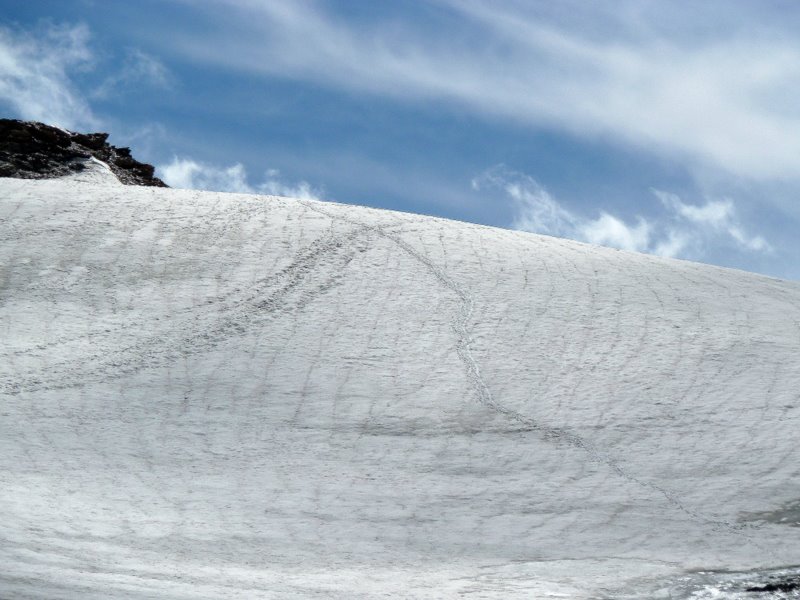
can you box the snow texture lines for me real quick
[1,213,370,395]
[2,178,800,599]
[298,201,764,536]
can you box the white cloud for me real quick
[0,22,172,131]
[472,165,771,260]
[652,230,691,260]
[0,23,96,129]
[159,156,323,200]
[579,213,651,254]
[173,0,800,182]
[159,158,249,193]
[662,196,735,227]
[653,191,770,253]
[472,168,572,236]
[93,49,171,99]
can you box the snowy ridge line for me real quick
[0,217,371,395]
[299,199,769,542]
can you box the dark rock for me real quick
[72,132,108,150]
[745,575,800,593]
[0,119,167,187]
[113,155,136,168]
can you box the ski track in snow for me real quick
[1,174,800,599]
[299,202,767,542]
[1,222,372,394]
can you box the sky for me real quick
[1,0,799,280]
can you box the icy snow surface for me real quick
[1,175,799,599]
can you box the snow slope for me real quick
[2,167,799,598]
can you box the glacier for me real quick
[1,162,799,598]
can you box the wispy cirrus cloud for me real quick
[0,23,96,129]
[92,49,171,99]
[472,165,770,260]
[159,156,323,200]
[170,0,800,183]
[0,22,173,131]
[652,191,769,254]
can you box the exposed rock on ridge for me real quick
[0,119,167,187]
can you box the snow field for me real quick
[1,171,799,598]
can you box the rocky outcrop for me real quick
[0,119,167,187]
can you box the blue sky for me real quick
[2,1,799,279]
